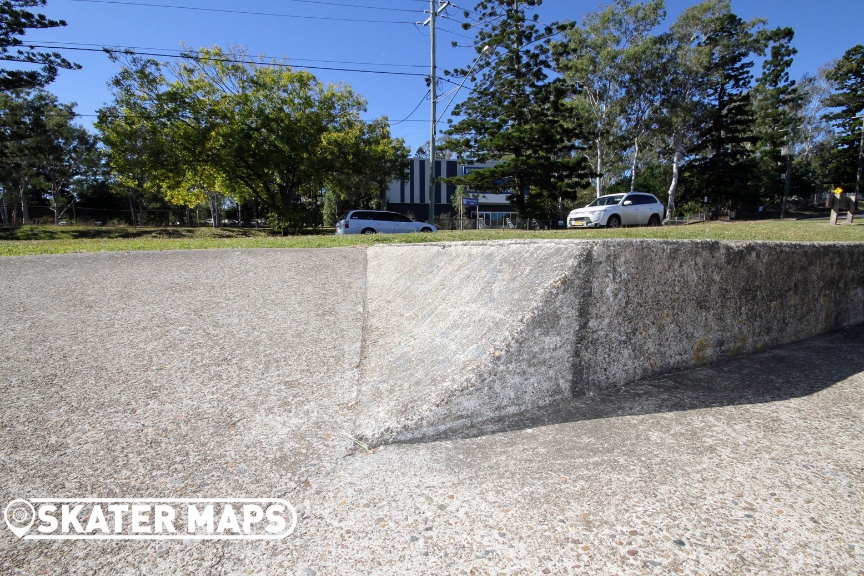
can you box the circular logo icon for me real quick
[4,499,36,538]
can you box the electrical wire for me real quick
[389,89,430,125]
[22,44,429,77]
[30,41,427,69]
[63,0,418,24]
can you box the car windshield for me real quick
[587,194,625,207]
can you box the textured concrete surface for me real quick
[356,240,864,444]
[1,245,863,575]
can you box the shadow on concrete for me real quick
[422,325,864,444]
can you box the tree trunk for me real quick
[856,122,863,199]
[0,191,8,225]
[53,190,60,225]
[630,137,640,192]
[595,143,604,198]
[21,191,30,224]
[208,193,221,227]
[129,196,136,226]
[666,143,681,221]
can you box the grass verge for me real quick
[0,220,862,257]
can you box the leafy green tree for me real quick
[319,118,408,226]
[554,0,666,197]
[652,0,724,218]
[441,0,589,219]
[823,45,864,194]
[0,0,79,90]
[95,54,171,226]
[97,46,407,232]
[619,30,668,192]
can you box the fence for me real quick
[435,214,564,231]
[0,205,265,227]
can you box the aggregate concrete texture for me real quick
[357,240,864,444]
[1,243,863,575]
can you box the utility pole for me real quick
[424,1,449,225]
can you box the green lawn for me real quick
[0,220,862,256]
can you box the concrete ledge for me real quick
[353,240,864,445]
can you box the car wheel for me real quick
[606,215,621,229]
[420,227,433,233]
[361,228,377,235]
[647,214,661,227]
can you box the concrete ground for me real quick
[1,248,862,575]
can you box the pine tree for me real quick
[0,0,79,90]
[751,27,801,206]
[823,45,864,194]
[441,0,590,219]
[687,12,760,210]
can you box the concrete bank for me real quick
[354,240,864,445]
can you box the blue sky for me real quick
[19,0,864,152]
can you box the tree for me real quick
[620,31,668,192]
[441,0,589,219]
[95,54,171,226]
[554,0,666,197]
[415,135,456,159]
[320,118,408,226]
[750,26,801,206]
[0,88,43,223]
[686,9,764,210]
[97,46,408,232]
[0,0,79,91]
[796,67,835,162]
[823,45,864,195]
[39,106,97,224]
[653,0,723,218]
[0,89,95,224]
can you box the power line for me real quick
[22,44,429,77]
[63,0,417,24]
[187,0,421,13]
[390,90,430,125]
[30,41,427,69]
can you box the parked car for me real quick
[566,192,664,229]
[335,210,438,235]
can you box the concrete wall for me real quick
[353,240,864,446]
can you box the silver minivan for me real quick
[335,210,438,235]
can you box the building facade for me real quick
[384,158,515,226]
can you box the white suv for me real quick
[335,210,438,235]
[566,193,664,229]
